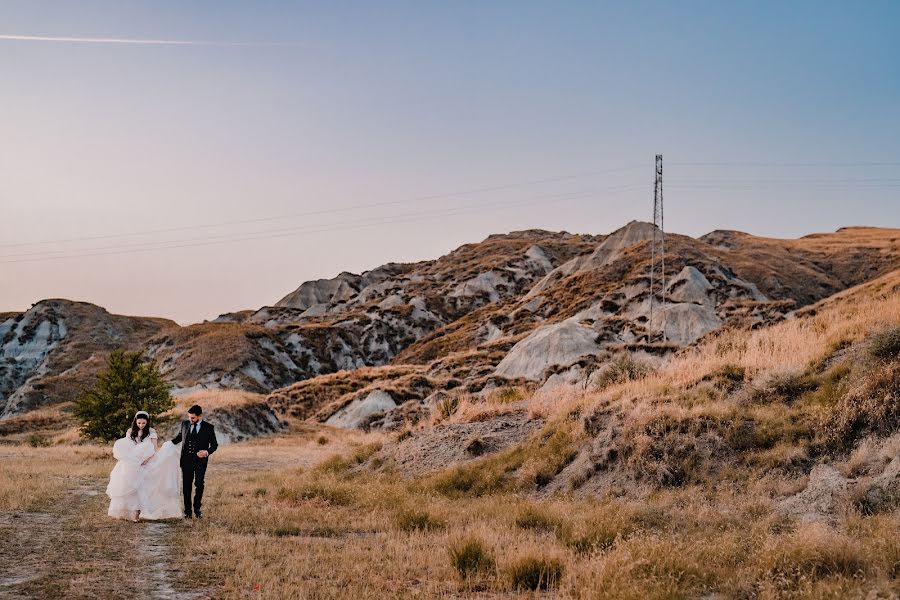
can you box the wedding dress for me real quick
[106,428,183,520]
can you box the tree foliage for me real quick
[75,350,174,442]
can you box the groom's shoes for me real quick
[194,511,203,519]
[183,513,193,520]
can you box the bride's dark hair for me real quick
[129,413,152,443]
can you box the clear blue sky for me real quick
[1,1,898,323]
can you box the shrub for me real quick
[593,354,653,389]
[74,350,174,442]
[315,442,382,474]
[448,537,495,579]
[514,505,561,533]
[394,508,446,532]
[759,525,867,583]
[869,326,900,361]
[507,555,563,591]
[560,519,630,554]
[276,482,355,506]
[273,526,302,537]
[823,361,900,450]
[519,425,580,488]
[702,364,746,392]
[753,370,818,403]
[315,455,351,474]
[436,394,460,420]
[488,387,525,404]
[431,461,514,497]
[26,434,50,448]
[351,442,382,463]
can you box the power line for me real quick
[669,161,900,167]
[0,184,647,265]
[0,185,641,260]
[0,164,647,249]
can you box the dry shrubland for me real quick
[162,431,900,598]
[2,270,898,598]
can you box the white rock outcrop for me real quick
[494,318,601,380]
[650,302,723,345]
[325,390,397,429]
[666,266,715,306]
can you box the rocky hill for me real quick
[2,224,898,436]
[0,300,176,417]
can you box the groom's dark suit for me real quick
[171,419,218,517]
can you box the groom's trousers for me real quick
[182,459,207,516]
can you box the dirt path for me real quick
[0,456,205,599]
[0,431,362,599]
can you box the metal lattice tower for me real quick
[649,154,666,342]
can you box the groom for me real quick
[171,404,218,519]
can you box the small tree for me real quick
[75,350,174,442]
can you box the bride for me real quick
[106,411,183,521]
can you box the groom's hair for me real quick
[188,405,202,416]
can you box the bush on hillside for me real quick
[74,350,173,442]
[869,326,900,361]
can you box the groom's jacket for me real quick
[171,420,218,466]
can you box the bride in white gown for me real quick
[106,411,183,521]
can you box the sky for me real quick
[1,1,898,324]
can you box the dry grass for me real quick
[1,420,898,598]
[159,435,900,598]
[4,265,900,597]
[522,271,900,437]
[171,389,267,411]
[0,443,194,599]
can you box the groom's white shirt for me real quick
[189,418,203,435]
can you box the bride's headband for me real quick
[135,411,150,419]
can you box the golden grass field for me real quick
[2,424,898,599]
[1,271,898,599]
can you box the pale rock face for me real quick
[494,318,601,380]
[377,294,406,309]
[525,245,553,271]
[275,273,361,310]
[0,306,68,416]
[582,220,658,270]
[300,303,331,318]
[325,389,397,429]
[539,366,587,392]
[649,302,723,345]
[509,295,545,320]
[450,271,508,302]
[776,465,850,524]
[524,255,586,299]
[478,321,504,344]
[526,221,658,299]
[666,266,715,306]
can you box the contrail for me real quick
[0,34,300,47]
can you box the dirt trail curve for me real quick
[0,432,358,599]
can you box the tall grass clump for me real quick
[507,555,563,591]
[435,394,460,420]
[514,504,562,534]
[753,370,818,403]
[394,508,446,532]
[276,481,356,506]
[869,326,900,361]
[701,364,746,392]
[593,354,654,389]
[448,537,495,579]
[824,361,900,451]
